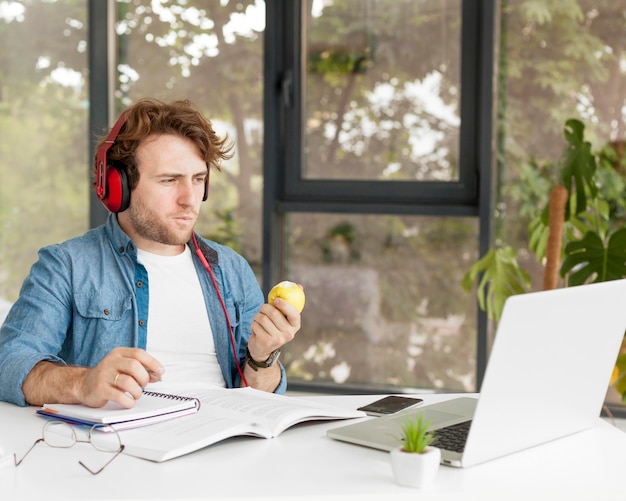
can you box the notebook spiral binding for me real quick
[143,390,202,410]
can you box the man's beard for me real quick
[126,199,195,246]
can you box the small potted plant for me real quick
[390,413,440,488]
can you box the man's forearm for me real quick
[22,361,86,406]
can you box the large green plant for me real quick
[462,118,626,400]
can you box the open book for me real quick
[37,390,201,430]
[116,387,366,462]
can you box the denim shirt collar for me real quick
[104,213,139,259]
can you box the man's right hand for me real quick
[22,347,164,408]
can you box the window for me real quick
[498,1,626,412]
[303,1,463,184]
[283,212,479,391]
[275,0,485,210]
[266,1,496,392]
[0,1,89,303]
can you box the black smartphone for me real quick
[357,396,424,417]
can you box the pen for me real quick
[147,369,163,382]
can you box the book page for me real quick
[117,387,365,462]
[119,410,267,462]
[194,387,364,436]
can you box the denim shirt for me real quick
[0,215,286,406]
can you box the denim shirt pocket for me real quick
[72,292,134,365]
[75,292,132,320]
[223,296,242,333]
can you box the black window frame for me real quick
[268,1,486,213]
[263,0,499,390]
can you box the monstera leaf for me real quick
[528,215,550,262]
[461,246,531,322]
[561,119,597,215]
[561,228,626,286]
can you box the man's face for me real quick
[118,134,208,255]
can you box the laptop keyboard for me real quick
[432,420,472,453]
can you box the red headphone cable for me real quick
[192,233,249,388]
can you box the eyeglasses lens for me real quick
[43,421,76,448]
[89,426,121,453]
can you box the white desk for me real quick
[1,393,625,501]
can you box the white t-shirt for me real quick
[138,245,225,392]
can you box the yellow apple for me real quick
[268,281,305,313]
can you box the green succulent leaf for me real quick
[395,413,435,454]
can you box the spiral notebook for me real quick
[37,390,201,430]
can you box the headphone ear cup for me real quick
[102,166,130,213]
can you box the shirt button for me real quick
[139,320,145,327]
[137,281,143,287]
[118,247,125,253]
[103,309,110,315]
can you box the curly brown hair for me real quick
[93,97,234,190]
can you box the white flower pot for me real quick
[390,446,441,489]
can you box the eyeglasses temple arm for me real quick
[78,444,125,475]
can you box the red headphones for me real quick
[95,112,210,213]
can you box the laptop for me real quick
[327,279,626,468]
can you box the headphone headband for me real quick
[96,113,128,203]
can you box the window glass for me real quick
[304,0,462,181]
[0,1,89,303]
[282,212,478,391]
[499,2,626,405]
[115,0,266,272]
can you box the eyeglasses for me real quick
[14,420,125,475]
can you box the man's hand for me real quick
[249,298,301,362]
[22,347,164,408]
[244,297,302,392]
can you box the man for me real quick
[0,98,301,407]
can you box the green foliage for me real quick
[308,48,372,75]
[560,118,597,215]
[461,247,531,322]
[322,222,360,263]
[614,354,626,402]
[395,413,436,454]
[466,115,626,404]
[596,146,626,222]
[527,214,550,263]
[561,229,626,286]
[505,158,553,220]
[204,209,243,254]
[463,118,625,322]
